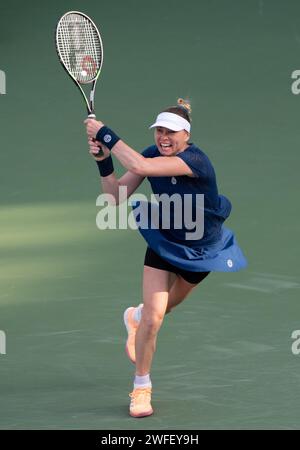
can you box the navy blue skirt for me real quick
[132,201,247,272]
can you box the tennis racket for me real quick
[55,11,104,155]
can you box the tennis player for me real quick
[85,99,247,418]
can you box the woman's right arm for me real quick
[89,138,145,205]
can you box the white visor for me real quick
[149,112,191,133]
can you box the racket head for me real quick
[55,11,103,85]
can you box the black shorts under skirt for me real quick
[144,247,210,285]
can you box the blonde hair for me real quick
[163,98,192,122]
[177,98,192,114]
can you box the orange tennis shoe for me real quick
[123,306,140,364]
[129,387,153,418]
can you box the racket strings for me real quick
[57,13,102,83]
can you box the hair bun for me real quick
[177,98,192,114]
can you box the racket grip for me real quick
[87,114,104,157]
[92,137,104,157]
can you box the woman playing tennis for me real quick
[85,99,247,418]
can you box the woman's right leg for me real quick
[166,274,197,313]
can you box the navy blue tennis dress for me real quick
[132,144,247,272]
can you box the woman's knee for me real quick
[141,309,165,334]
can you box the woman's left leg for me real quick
[135,266,170,376]
[128,266,169,418]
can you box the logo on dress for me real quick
[171,177,177,185]
[104,134,112,143]
[227,259,233,268]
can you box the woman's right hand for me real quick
[88,137,111,161]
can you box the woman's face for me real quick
[154,127,190,156]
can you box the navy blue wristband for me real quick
[96,126,120,150]
[96,155,114,177]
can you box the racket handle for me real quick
[87,113,104,157]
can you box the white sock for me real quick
[133,303,143,324]
[134,374,152,389]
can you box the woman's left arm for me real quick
[85,119,193,177]
[113,140,194,177]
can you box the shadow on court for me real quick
[0,203,299,429]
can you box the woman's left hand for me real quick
[84,118,104,139]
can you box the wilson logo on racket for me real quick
[81,55,97,76]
